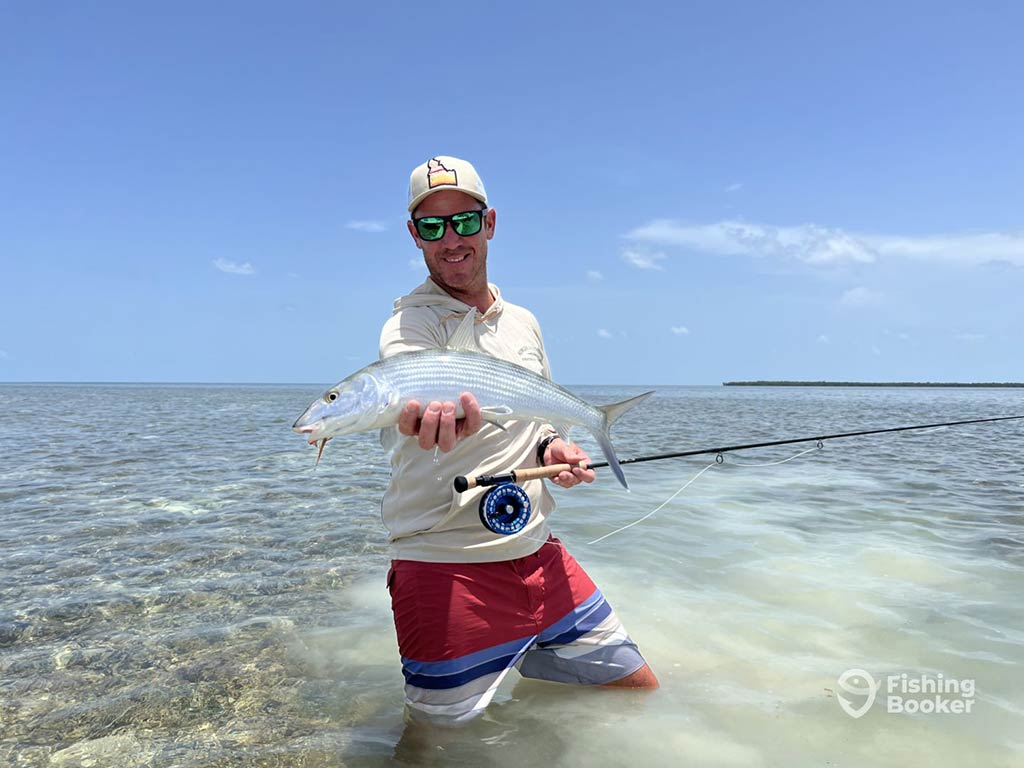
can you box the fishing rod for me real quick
[454,414,1024,494]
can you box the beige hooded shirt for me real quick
[378,278,557,562]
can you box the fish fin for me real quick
[555,424,572,444]
[444,310,479,352]
[315,438,330,466]
[481,417,509,432]
[591,390,656,489]
[379,427,401,454]
[479,405,513,418]
[479,405,513,431]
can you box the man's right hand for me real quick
[397,392,482,452]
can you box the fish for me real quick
[292,348,654,489]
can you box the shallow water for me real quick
[1,383,1022,766]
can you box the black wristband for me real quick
[536,434,559,466]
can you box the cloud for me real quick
[817,334,829,344]
[626,220,874,265]
[839,286,881,307]
[597,329,613,339]
[621,248,666,271]
[586,270,604,282]
[725,182,744,193]
[670,326,690,335]
[625,220,1024,267]
[861,232,1024,267]
[347,220,388,233]
[953,332,986,342]
[213,258,255,275]
[0,349,8,359]
[408,259,426,272]
[883,329,911,341]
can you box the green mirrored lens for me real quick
[416,218,445,240]
[451,211,483,236]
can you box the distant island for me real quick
[724,381,1024,388]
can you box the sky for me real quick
[2,1,1022,385]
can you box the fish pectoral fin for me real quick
[479,405,514,418]
[555,424,572,445]
[479,405,514,431]
[379,427,401,454]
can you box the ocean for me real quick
[1,383,1022,767]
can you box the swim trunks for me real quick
[387,537,647,722]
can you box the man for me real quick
[379,155,657,724]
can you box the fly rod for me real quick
[453,414,1024,492]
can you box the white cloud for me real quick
[817,334,829,344]
[586,270,604,282]
[621,248,666,271]
[670,326,690,335]
[625,220,1024,267]
[0,349,8,359]
[213,258,255,275]
[408,259,426,272]
[597,329,613,339]
[347,220,387,233]
[953,332,986,342]
[883,329,911,341]
[626,220,875,265]
[862,232,1024,266]
[871,346,882,356]
[839,286,881,307]
[725,182,744,193]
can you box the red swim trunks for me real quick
[387,537,646,722]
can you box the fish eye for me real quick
[325,390,339,403]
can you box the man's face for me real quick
[408,189,495,301]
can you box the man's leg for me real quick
[602,662,659,688]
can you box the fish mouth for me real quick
[292,422,320,442]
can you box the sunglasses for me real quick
[412,209,487,241]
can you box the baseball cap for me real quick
[408,155,488,213]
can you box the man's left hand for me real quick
[543,439,596,488]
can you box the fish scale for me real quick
[372,350,598,430]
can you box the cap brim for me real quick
[408,188,488,213]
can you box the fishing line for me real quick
[587,461,718,546]
[586,444,822,545]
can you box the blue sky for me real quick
[2,2,1021,385]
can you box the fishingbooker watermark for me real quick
[833,668,976,718]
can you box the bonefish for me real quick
[292,349,653,488]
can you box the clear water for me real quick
[1,383,1022,767]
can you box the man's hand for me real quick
[543,438,596,488]
[397,392,482,452]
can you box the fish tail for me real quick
[591,391,655,489]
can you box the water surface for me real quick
[1,383,1022,766]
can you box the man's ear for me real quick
[484,208,496,240]
[407,219,422,246]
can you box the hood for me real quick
[392,278,503,318]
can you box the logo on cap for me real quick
[426,157,458,189]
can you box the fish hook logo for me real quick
[837,668,878,719]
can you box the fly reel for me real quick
[478,482,531,535]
